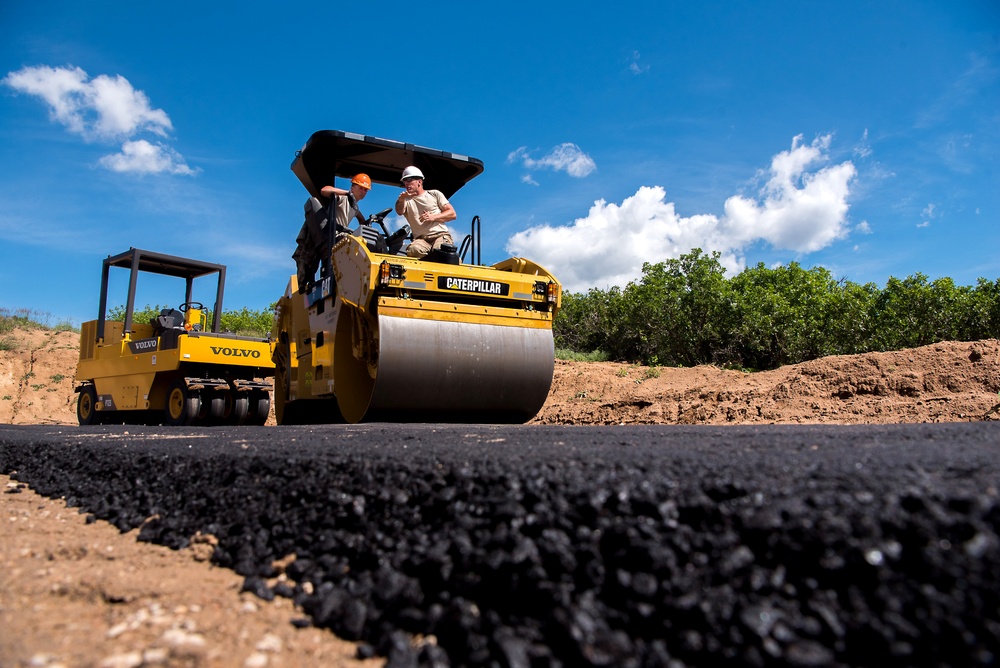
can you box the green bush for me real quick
[106,304,276,338]
[220,305,275,338]
[553,249,1000,370]
[555,348,609,362]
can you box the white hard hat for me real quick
[401,166,424,182]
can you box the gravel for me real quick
[2,422,999,667]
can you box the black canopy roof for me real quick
[96,248,226,336]
[291,130,484,199]
[103,248,225,279]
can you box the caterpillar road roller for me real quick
[272,130,561,424]
[75,248,274,426]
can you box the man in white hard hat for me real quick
[394,166,457,258]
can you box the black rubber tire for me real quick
[165,379,200,426]
[77,385,102,425]
[230,393,250,425]
[248,389,271,426]
[207,392,227,423]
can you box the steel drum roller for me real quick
[335,313,554,423]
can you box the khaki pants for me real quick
[406,231,453,258]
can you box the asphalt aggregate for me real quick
[1,422,999,667]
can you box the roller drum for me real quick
[335,313,554,423]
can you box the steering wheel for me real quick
[178,301,204,312]
[387,225,411,244]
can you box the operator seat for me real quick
[152,308,184,334]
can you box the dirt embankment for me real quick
[533,339,1000,426]
[5,326,1000,426]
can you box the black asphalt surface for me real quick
[1,423,999,667]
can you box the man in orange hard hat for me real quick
[321,173,371,231]
[294,173,372,289]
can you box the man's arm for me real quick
[320,185,348,198]
[435,203,456,223]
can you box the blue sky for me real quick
[1,1,997,326]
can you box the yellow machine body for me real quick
[273,234,560,424]
[273,130,562,424]
[75,248,274,426]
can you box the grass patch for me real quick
[0,337,16,351]
[0,307,59,332]
[555,349,609,362]
[0,308,79,334]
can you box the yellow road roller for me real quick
[273,130,561,424]
[75,248,274,426]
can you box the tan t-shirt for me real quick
[334,193,363,230]
[399,190,450,238]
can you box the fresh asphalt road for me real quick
[2,422,998,667]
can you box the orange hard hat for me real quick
[352,173,372,190]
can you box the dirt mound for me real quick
[0,328,79,425]
[3,327,1000,426]
[534,339,1000,425]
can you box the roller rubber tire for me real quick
[165,379,200,426]
[77,385,101,425]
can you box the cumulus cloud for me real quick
[506,134,858,292]
[507,143,597,180]
[3,64,194,175]
[99,140,197,175]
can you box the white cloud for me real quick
[506,134,858,292]
[98,140,197,175]
[507,143,597,179]
[854,129,872,159]
[4,65,171,140]
[3,64,192,176]
[628,50,650,75]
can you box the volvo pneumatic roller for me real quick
[272,130,561,424]
[75,248,274,426]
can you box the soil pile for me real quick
[4,326,1000,427]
